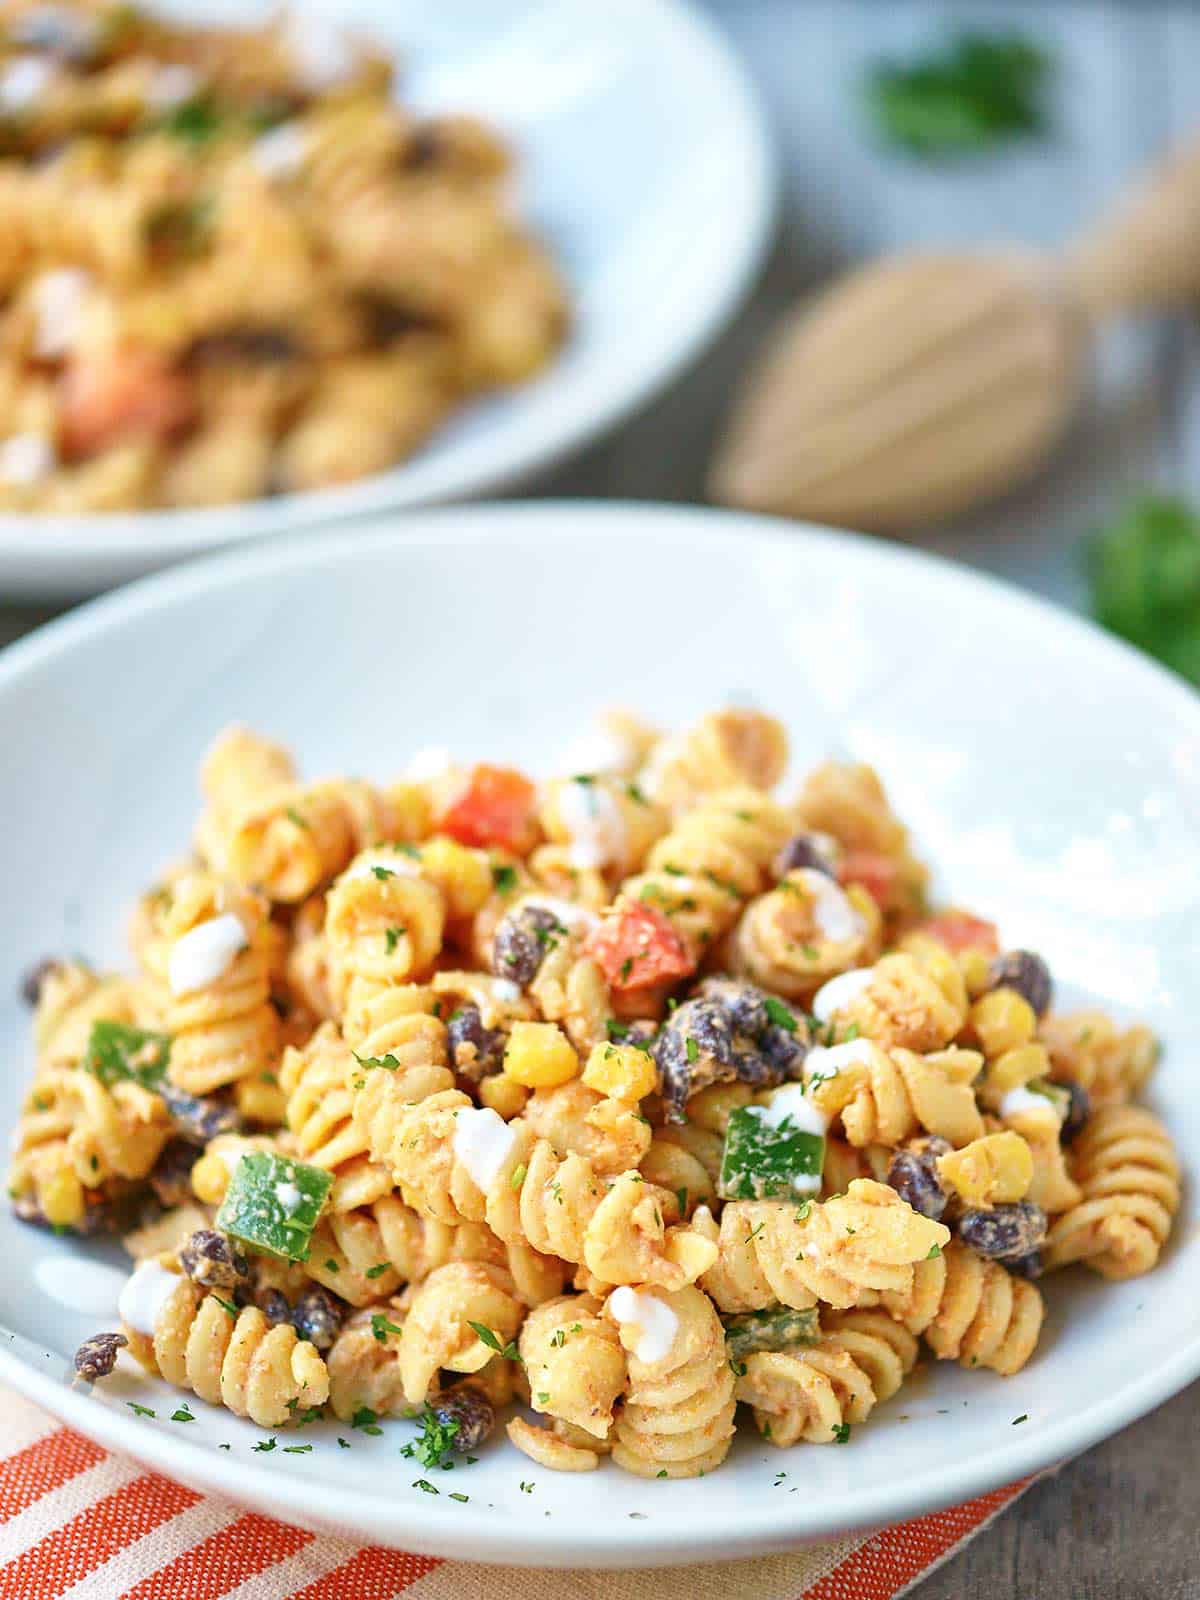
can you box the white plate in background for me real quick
[0,0,773,596]
[0,502,1196,1565]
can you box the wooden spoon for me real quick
[710,136,1200,533]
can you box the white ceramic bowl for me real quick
[0,0,774,598]
[1,503,1197,1567]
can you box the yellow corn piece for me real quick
[970,989,1035,1058]
[937,1131,1033,1207]
[479,1073,529,1119]
[582,1042,657,1104]
[503,1022,580,1089]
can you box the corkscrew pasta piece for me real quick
[819,1308,920,1405]
[1040,1011,1160,1108]
[32,962,155,1068]
[878,1238,1044,1375]
[819,952,967,1054]
[639,709,790,816]
[359,1086,715,1291]
[280,1022,382,1202]
[285,894,335,1020]
[327,1301,410,1422]
[794,760,929,931]
[618,788,793,966]
[1044,1106,1180,1280]
[343,985,454,1170]
[124,1272,329,1428]
[519,1294,626,1440]
[539,775,669,880]
[519,1081,652,1177]
[805,1040,985,1149]
[195,726,298,873]
[155,873,280,1098]
[324,849,445,1008]
[397,1261,524,1405]
[608,1284,737,1478]
[727,868,882,1000]
[695,1180,950,1314]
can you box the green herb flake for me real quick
[215,1150,332,1262]
[401,1407,461,1469]
[509,1162,528,1191]
[84,1020,171,1090]
[864,30,1052,159]
[365,1263,389,1280]
[927,1243,943,1259]
[352,1407,383,1435]
[213,1295,238,1319]
[763,996,798,1033]
[286,807,310,830]
[353,1050,402,1072]
[719,1105,825,1202]
[338,1437,351,1448]
[384,926,406,954]
[685,1036,699,1064]
[254,1438,277,1452]
[413,1478,439,1494]
[283,1443,313,1453]
[832,1422,851,1444]
[1012,1414,1029,1426]
[519,1480,534,1494]
[127,1402,156,1418]
[491,863,518,894]
[371,1312,403,1344]
[468,1321,520,1361]
[450,1491,469,1502]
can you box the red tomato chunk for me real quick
[438,764,538,854]
[584,899,695,994]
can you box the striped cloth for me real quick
[0,1388,1034,1600]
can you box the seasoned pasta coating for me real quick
[618,789,792,967]
[876,1239,1044,1376]
[608,1285,736,1479]
[805,1041,985,1149]
[327,1300,410,1422]
[639,709,790,817]
[196,725,297,874]
[125,1272,329,1428]
[324,849,446,1007]
[520,1081,652,1177]
[1044,1106,1180,1280]
[825,952,967,1054]
[32,962,156,1068]
[153,873,279,1097]
[280,1021,382,1205]
[695,1180,950,1314]
[1040,1011,1160,1108]
[519,1293,626,1439]
[397,1261,524,1405]
[360,1087,715,1291]
[727,869,882,1000]
[794,760,928,932]
[539,775,669,880]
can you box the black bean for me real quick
[957,1202,1047,1262]
[148,1140,199,1209]
[772,833,838,881]
[695,976,769,1039]
[403,124,442,169]
[180,1229,250,1291]
[447,1004,505,1082]
[20,957,62,1007]
[291,1286,344,1351]
[759,1022,808,1081]
[159,1083,243,1146]
[1006,1250,1044,1280]
[1060,1081,1091,1145]
[74,1331,127,1383]
[989,951,1053,1018]
[357,292,438,347]
[254,1287,293,1326]
[654,998,736,1122]
[491,906,564,987]
[429,1383,495,1454]
[886,1148,948,1221]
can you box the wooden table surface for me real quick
[2,3,1198,1593]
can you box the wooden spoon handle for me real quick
[1062,133,1200,318]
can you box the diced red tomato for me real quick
[918,910,1000,956]
[584,899,695,994]
[838,849,901,910]
[59,347,194,460]
[438,764,539,854]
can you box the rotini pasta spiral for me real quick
[397,1260,524,1405]
[639,709,789,817]
[878,1239,1044,1375]
[1044,1106,1180,1279]
[539,775,668,879]
[125,1273,329,1428]
[280,1022,382,1204]
[196,725,297,874]
[620,789,792,964]
[805,1041,985,1149]
[1040,1011,1160,1108]
[608,1284,736,1478]
[695,1180,950,1314]
[32,962,155,1068]
[327,1300,411,1422]
[156,873,280,1097]
[359,1087,715,1291]
[822,952,967,1054]
[727,868,882,1000]
[519,1294,626,1439]
[794,761,928,931]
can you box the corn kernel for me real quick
[960,949,993,998]
[479,1073,529,1119]
[985,1042,1050,1098]
[40,1167,85,1227]
[236,1076,287,1126]
[419,836,493,919]
[937,1131,1033,1207]
[664,1227,718,1281]
[970,989,1035,1058]
[581,1042,657,1103]
[191,1151,231,1205]
[503,1021,580,1089]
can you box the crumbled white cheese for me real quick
[795,868,865,944]
[0,56,54,111]
[118,1260,183,1336]
[752,1083,829,1138]
[0,432,55,485]
[274,1180,303,1214]
[285,11,354,89]
[1000,1086,1063,1127]
[556,724,640,778]
[252,121,309,180]
[30,266,92,359]
[521,895,596,933]
[492,979,522,1004]
[608,1286,679,1366]
[811,967,875,1023]
[148,63,200,109]
[453,1106,517,1193]
[804,1038,876,1083]
[557,777,628,871]
[403,744,456,782]
[167,912,248,995]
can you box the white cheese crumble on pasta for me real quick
[811,966,875,1023]
[168,912,248,996]
[0,432,55,485]
[558,778,628,871]
[119,1260,183,1336]
[453,1105,517,1193]
[608,1287,679,1366]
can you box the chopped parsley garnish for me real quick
[675,1186,688,1215]
[84,1020,171,1090]
[253,1438,277,1452]
[685,1036,699,1064]
[353,1051,402,1072]
[365,1262,389,1280]
[468,1321,521,1361]
[413,1478,439,1494]
[927,1243,943,1259]
[338,1437,351,1449]
[863,30,1052,159]
[832,1422,851,1444]
[285,807,310,830]
[509,1163,527,1190]
[371,1312,403,1344]
[283,1444,313,1453]
[162,97,224,144]
[519,1480,534,1494]
[1012,1414,1029,1426]
[351,1407,383,1435]
[213,1295,238,1318]
[728,1357,747,1377]
[384,926,405,954]
[491,863,518,894]
[401,1408,461,1469]
[127,1402,156,1418]
[370,864,396,881]
[450,1491,469,1503]
[763,996,798,1033]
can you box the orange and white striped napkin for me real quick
[0,1387,1034,1600]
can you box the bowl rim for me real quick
[0,0,776,585]
[2,499,1198,1566]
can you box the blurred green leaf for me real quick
[1089,495,1200,684]
[863,31,1053,158]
